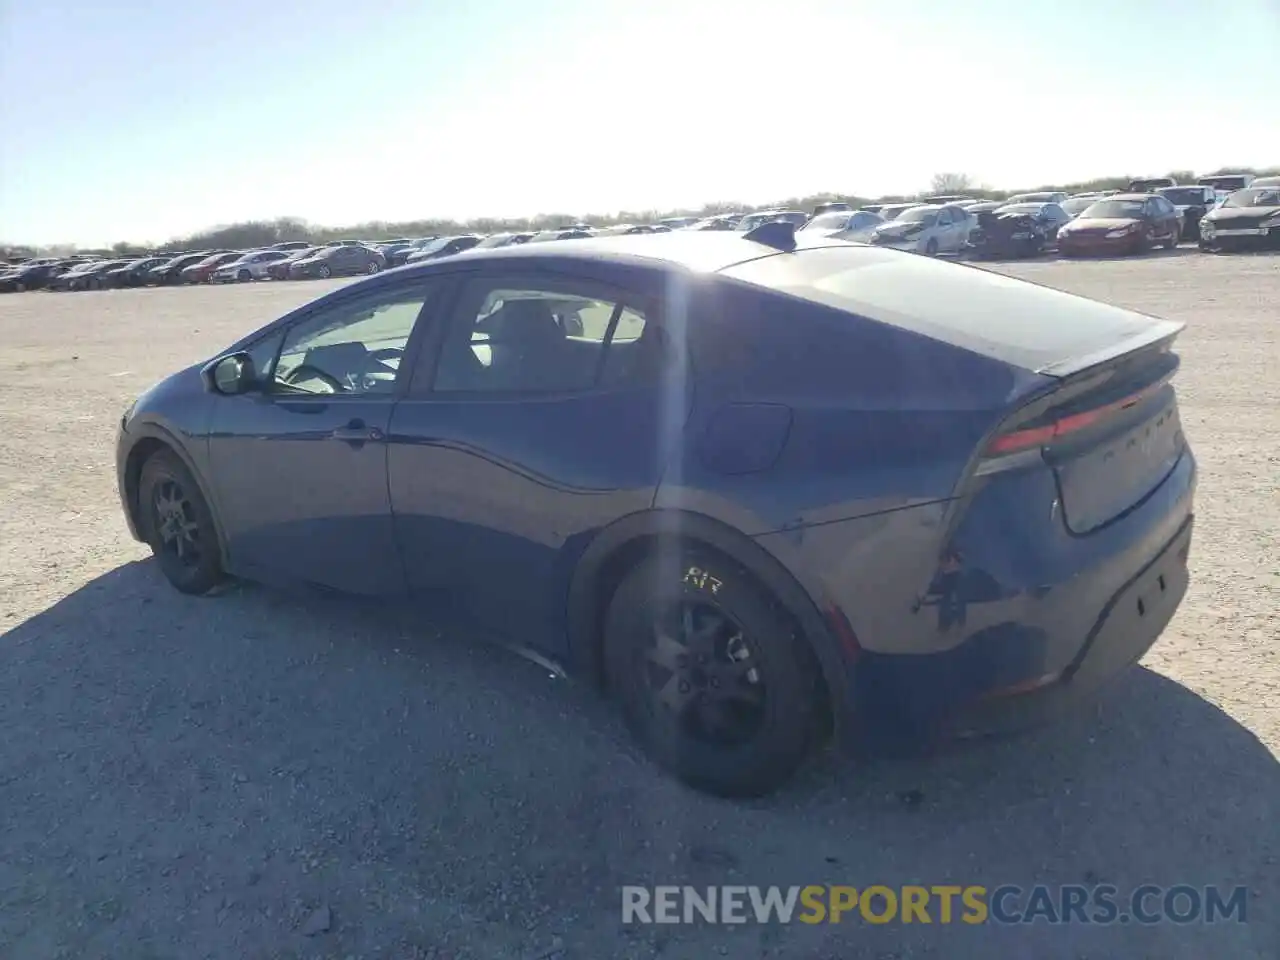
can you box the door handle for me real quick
[331,420,384,443]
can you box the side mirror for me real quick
[201,352,256,395]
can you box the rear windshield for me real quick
[719,246,1174,374]
[1158,188,1208,205]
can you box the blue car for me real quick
[116,226,1196,797]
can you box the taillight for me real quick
[985,378,1169,457]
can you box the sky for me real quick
[1,0,1278,246]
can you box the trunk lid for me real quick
[984,338,1186,534]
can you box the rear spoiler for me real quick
[1036,319,1185,378]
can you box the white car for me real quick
[867,204,973,256]
[211,249,292,283]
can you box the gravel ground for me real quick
[1,251,1277,959]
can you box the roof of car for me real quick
[399,230,857,276]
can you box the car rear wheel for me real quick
[238,269,251,282]
[318,265,332,279]
[139,450,225,596]
[366,261,380,274]
[1162,229,1178,250]
[603,548,824,797]
[924,238,939,257]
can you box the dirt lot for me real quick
[1,252,1277,959]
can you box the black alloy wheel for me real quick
[604,549,824,797]
[318,264,332,279]
[139,451,225,595]
[642,599,767,748]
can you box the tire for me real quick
[603,547,824,797]
[318,265,332,279]
[1162,229,1179,250]
[138,450,225,596]
[924,238,939,257]
[14,282,24,293]
[237,269,251,282]
[366,261,380,275]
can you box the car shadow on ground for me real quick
[2,560,1276,959]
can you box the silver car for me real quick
[211,249,292,283]
[867,204,974,255]
[1006,190,1068,205]
[801,209,884,242]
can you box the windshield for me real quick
[414,236,457,253]
[896,207,939,224]
[1223,188,1280,208]
[1061,197,1096,215]
[878,205,913,220]
[474,234,516,248]
[1008,193,1055,203]
[997,204,1043,215]
[1081,199,1146,219]
[803,212,851,231]
[1199,176,1249,191]
[1158,188,1208,206]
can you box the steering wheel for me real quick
[356,347,404,391]
[282,364,345,393]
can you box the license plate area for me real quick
[1050,392,1184,535]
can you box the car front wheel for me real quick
[139,450,225,595]
[603,548,825,797]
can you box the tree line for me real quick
[7,165,1279,260]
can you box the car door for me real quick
[205,278,444,593]
[1042,203,1068,239]
[323,246,352,276]
[387,269,688,651]
[1160,196,1181,240]
[933,206,957,251]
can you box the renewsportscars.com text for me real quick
[621,884,1248,926]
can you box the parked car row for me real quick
[4,176,1277,294]
[735,179,1279,261]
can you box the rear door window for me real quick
[428,277,665,394]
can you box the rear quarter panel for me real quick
[656,280,1044,534]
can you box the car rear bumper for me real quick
[859,513,1192,747]
[757,437,1196,752]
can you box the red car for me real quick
[1057,194,1182,257]
[180,251,243,283]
